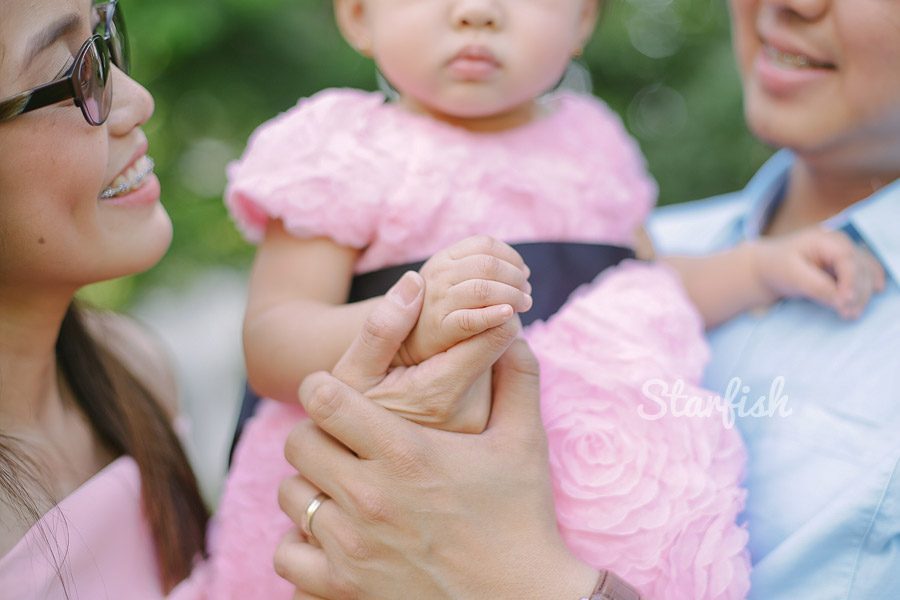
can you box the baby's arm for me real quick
[244,226,532,415]
[665,227,886,328]
[243,219,379,404]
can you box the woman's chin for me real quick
[96,206,174,282]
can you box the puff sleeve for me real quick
[225,89,394,249]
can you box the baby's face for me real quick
[337,0,598,131]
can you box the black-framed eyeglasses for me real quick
[0,0,129,126]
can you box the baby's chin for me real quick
[420,99,544,133]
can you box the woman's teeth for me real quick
[100,155,155,199]
[765,45,831,69]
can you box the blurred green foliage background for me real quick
[87,0,773,308]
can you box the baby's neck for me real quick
[397,96,551,133]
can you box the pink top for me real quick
[0,456,204,600]
[225,88,657,272]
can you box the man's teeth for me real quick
[101,156,155,199]
[765,45,829,69]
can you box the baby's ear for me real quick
[334,0,373,58]
[576,0,601,51]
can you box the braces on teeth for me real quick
[766,46,814,68]
[101,157,155,199]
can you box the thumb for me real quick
[487,338,543,436]
[333,271,425,391]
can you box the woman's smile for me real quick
[100,154,155,200]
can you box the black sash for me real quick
[229,241,635,463]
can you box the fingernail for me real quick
[388,271,422,307]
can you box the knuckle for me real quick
[341,529,374,563]
[457,310,478,333]
[299,371,329,407]
[485,319,518,352]
[272,543,293,581]
[306,380,344,423]
[349,483,391,524]
[420,252,447,278]
[283,419,317,466]
[469,234,500,256]
[471,279,493,302]
[479,254,502,279]
[472,234,494,248]
[360,312,395,349]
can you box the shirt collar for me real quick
[735,149,900,284]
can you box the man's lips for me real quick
[760,36,835,70]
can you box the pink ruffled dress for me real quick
[214,88,750,599]
[0,457,205,600]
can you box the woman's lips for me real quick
[100,155,156,200]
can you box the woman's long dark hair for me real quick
[0,302,208,593]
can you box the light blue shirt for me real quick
[648,150,900,600]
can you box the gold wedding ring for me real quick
[302,493,329,546]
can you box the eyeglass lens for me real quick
[78,38,112,125]
[79,2,125,125]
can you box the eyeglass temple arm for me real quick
[0,78,77,123]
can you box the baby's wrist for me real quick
[737,241,780,306]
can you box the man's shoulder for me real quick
[648,192,752,255]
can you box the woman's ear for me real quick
[334,0,373,57]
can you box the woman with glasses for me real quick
[0,1,208,597]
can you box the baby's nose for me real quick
[451,0,502,29]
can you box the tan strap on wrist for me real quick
[583,570,645,600]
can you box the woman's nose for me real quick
[451,0,503,29]
[106,66,154,137]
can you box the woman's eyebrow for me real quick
[23,12,82,70]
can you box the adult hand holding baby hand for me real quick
[274,272,598,600]
[396,235,532,367]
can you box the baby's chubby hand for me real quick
[752,227,886,319]
[396,235,533,367]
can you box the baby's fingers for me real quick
[450,253,532,294]
[445,305,516,337]
[792,261,842,310]
[832,247,885,319]
[448,279,533,313]
[446,235,529,275]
